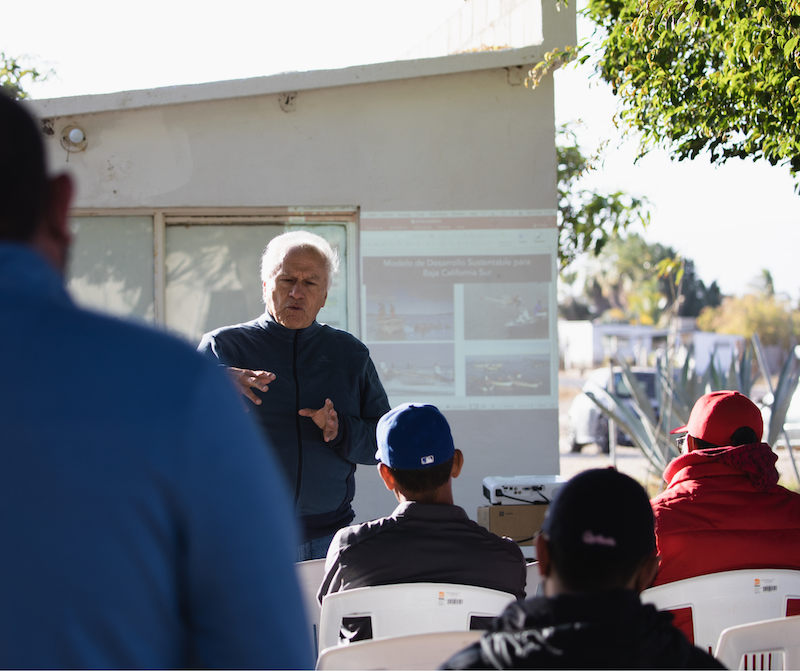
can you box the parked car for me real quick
[567,367,659,453]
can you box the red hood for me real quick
[664,442,779,492]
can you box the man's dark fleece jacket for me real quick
[441,590,724,669]
[199,313,390,542]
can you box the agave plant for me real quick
[584,337,800,486]
[583,354,680,475]
[753,334,800,483]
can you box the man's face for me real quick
[264,246,328,329]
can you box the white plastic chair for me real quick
[715,615,800,670]
[295,558,327,657]
[318,582,515,651]
[526,562,543,597]
[315,629,483,670]
[640,569,800,654]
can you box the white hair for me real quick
[260,230,340,292]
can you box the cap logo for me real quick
[421,455,434,465]
[582,530,616,547]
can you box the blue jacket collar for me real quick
[256,311,322,341]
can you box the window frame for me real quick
[69,207,361,336]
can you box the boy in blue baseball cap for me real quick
[317,403,526,641]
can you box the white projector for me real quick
[482,475,567,505]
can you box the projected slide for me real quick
[361,211,557,411]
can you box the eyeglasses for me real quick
[676,435,687,450]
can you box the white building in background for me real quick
[558,318,748,377]
[27,0,575,523]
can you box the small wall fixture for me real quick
[60,124,87,158]
[279,92,297,112]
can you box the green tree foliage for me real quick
[680,259,723,316]
[584,0,800,179]
[747,268,776,297]
[1,52,51,100]
[577,233,721,324]
[697,273,800,349]
[557,124,650,270]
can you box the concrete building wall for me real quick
[33,54,564,524]
[43,68,555,211]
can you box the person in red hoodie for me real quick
[651,390,800,639]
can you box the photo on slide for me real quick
[369,343,455,396]
[465,353,550,396]
[464,282,549,340]
[366,284,454,342]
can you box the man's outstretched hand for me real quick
[226,367,276,408]
[299,398,339,442]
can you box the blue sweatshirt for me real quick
[0,244,312,669]
[199,313,390,542]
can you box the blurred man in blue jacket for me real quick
[0,92,311,669]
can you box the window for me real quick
[67,211,355,345]
[67,216,155,323]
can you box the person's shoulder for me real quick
[441,599,554,669]
[202,317,264,341]
[489,595,551,631]
[773,483,800,500]
[317,323,369,349]
[331,513,402,557]
[768,484,800,520]
[53,305,227,406]
[643,602,726,669]
[68,303,203,362]
[458,511,526,561]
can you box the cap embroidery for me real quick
[421,455,434,465]
[582,530,616,547]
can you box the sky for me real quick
[5,0,798,301]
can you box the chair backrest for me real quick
[295,559,327,657]
[315,630,483,670]
[715,615,800,670]
[318,582,515,651]
[526,562,542,597]
[641,569,800,654]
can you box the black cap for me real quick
[542,468,655,561]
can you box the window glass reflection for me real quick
[67,216,155,323]
[165,224,348,344]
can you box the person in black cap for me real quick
[317,403,526,640]
[442,468,723,669]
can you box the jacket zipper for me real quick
[292,330,303,507]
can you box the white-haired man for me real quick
[199,231,390,559]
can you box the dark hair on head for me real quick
[546,538,651,592]
[730,426,759,445]
[0,92,47,242]
[692,425,760,449]
[388,456,454,503]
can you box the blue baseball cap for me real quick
[376,403,455,470]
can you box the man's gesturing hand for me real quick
[226,367,276,406]
[299,398,339,442]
